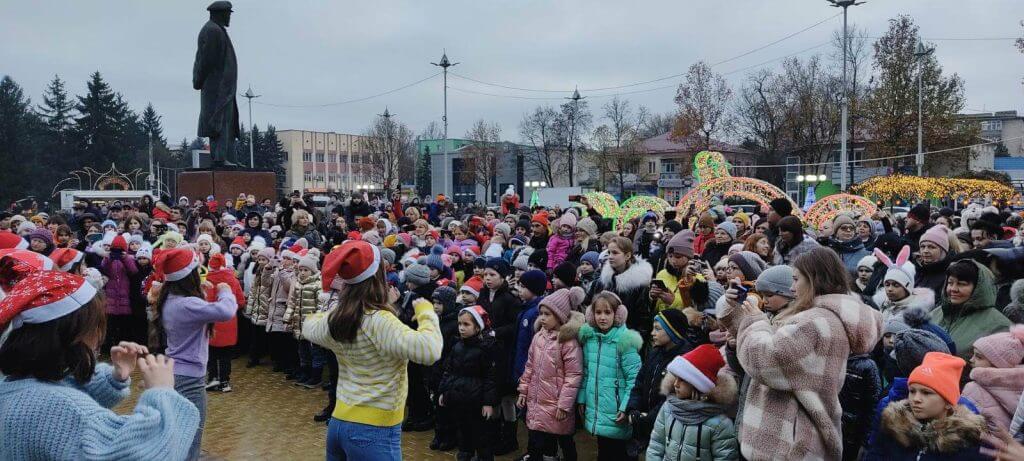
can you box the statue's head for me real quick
[207,1,233,27]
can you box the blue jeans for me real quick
[326,418,401,461]
[174,375,207,461]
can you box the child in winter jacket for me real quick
[427,286,460,452]
[872,247,935,322]
[962,326,1024,432]
[546,213,576,272]
[438,306,499,461]
[627,309,694,455]
[244,247,275,367]
[517,287,585,461]
[866,352,988,461]
[645,344,738,461]
[267,245,298,375]
[204,253,246,392]
[284,251,323,388]
[577,291,643,461]
[101,234,139,350]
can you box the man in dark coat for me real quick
[193,1,240,166]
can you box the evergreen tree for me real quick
[258,126,287,194]
[140,103,167,149]
[36,75,74,142]
[416,144,432,197]
[74,71,121,169]
[0,76,41,205]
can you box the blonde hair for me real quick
[660,370,737,405]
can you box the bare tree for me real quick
[419,120,443,140]
[779,56,842,177]
[461,119,502,205]
[735,69,789,183]
[555,97,593,186]
[587,97,650,195]
[362,114,414,198]
[519,105,562,187]
[672,61,734,149]
[638,110,675,139]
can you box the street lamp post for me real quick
[829,0,865,191]
[914,40,934,177]
[242,86,261,168]
[565,88,584,187]
[432,51,458,199]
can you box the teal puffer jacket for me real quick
[646,399,738,461]
[576,323,642,439]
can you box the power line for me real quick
[744,135,1024,169]
[255,73,440,108]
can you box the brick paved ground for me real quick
[114,357,601,460]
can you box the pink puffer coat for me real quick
[518,311,584,435]
[962,366,1024,432]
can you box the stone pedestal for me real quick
[177,168,278,204]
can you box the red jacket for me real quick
[205,268,245,347]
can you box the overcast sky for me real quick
[4,0,1023,146]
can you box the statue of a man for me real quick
[193,1,240,167]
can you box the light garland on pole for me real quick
[851,174,1021,205]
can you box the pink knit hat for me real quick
[972,325,1024,368]
[920,225,950,254]
[539,286,585,325]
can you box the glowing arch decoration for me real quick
[852,175,1021,204]
[616,195,671,230]
[677,151,801,217]
[583,191,621,218]
[804,194,878,230]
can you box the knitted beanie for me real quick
[894,329,949,377]
[729,251,767,281]
[519,269,547,297]
[494,222,512,240]
[580,251,601,270]
[512,251,530,271]
[577,217,598,237]
[908,203,931,223]
[431,285,457,313]
[858,255,878,270]
[666,344,726,394]
[380,248,396,266]
[754,265,794,298]
[732,212,750,227]
[540,286,585,324]
[485,257,511,278]
[971,325,1024,368]
[920,225,951,254]
[298,253,319,273]
[404,263,431,286]
[527,248,548,270]
[832,214,855,231]
[716,222,737,240]
[425,244,445,271]
[909,352,965,405]
[655,309,689,345]
[667,230,695,258]
[552,261,577,287]
[557,212,577,229]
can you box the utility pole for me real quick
[432,51,458,199]
[379,107,396,196]
[147,129,154,192]
[829,0,864,190]
[566,87,585,188]
[914,40,934,177]
[242,86,261,168]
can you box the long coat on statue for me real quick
[193,20,240,140]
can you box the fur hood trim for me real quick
[558,311,585,343]
[599,256,653,292]
[707,368,738,406]
[881,400,985,453]
[873,287,936,312]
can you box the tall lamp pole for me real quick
[432,51,458,199]
[914,40,934,177]
[566,87,585,187]
[829,0,864,190]
[379,107,396,196]
[242,86,261,168]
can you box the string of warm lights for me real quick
[583,191,621,218]
[616,196,671,229]
[678,151,801,217]
[851,175,1022,205]
[804,194,878,230]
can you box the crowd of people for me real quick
[1,189,1024,460]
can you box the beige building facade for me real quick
[276,130,372,194]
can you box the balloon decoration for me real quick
[804,194,878,230]
[583,191,621,218]
[677,151,801,217]
[852,175,1020,204]
[616,195,671,230]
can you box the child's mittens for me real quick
[682,307,703,327]
[411,297,434,316]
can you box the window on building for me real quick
[981,120,1003,131]
[328,153,337,163]
[303,171,312,182]
[302,152,312,162]
[648,161,656,175]
[281,151,288,161]
[316,153,325,162]
[661,161,678,173]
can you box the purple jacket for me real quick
[163,288,237,378]
[101,255,138,316]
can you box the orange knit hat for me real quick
[908,352,965,405]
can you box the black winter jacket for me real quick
[478,283,521,395]
[438,334,499,408]
[626,342,690,437]
[428,306,462,393]
[839,353,881,461]
[914,257,949,300]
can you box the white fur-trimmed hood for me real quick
[599,256,653,292]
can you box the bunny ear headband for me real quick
[874,245,912,276]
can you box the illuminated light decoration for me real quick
[677,151,801,218]
[616,195,671,230]
[804,194,878,230]
[851,174,1021,203]
[583,191,621,218]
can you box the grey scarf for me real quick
[665,395,726,425]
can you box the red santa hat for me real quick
[208,252,227,271]
[0,270,98,331]
[281,243,306,261]
[0,250,55,291]
[154,248,200,282]
[229,236,247,252]
[50,248,84,272]
[459,305,491,330]
[666,344,726,394]
[460,277,484,297]
[0,232,28,250]
[110,234,128,252]
[321,240,381,291]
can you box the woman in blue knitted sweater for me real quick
[0,267,200,460]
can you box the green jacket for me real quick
[577,323,642,439]
[285,273,323,339]
[646,398,738,461]
[930,260,1011,360]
